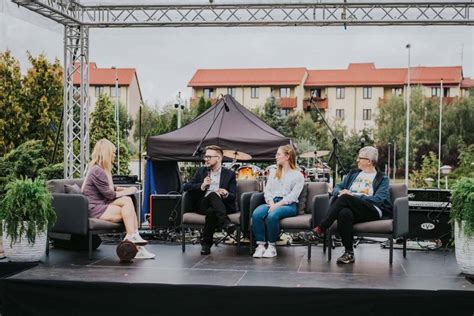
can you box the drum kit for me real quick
[222,148,331,183]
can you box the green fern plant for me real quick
[0,178,56,245]
[450,177,474,237]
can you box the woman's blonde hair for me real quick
[89,138,116,172]
[275,144,298,180]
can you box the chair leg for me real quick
[46,232,50,257]
[403,236,407,258]
[236,227,241,254]
[323,234,327,254]
[307,235,312,261]
[182,227,186,253]
[88,231,93,260]
[249,226,253,255]
[389,236,394,265]
[327,232,332,261]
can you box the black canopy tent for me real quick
[142,95,291,221]
[146,94,292,162]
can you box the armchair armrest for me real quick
[240,191,258,233]
[249,192,265,219]
[393,196,409,237]
[51,193,89,235]
[311,193,330,227]
[181,191,194,215]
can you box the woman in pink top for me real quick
[82,138,155,259]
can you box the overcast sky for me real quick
[1,0,473,107]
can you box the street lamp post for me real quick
[393,142,396,180]
[174,91,184,129]
[405,43,411,187]
[112,66,120,174]
[437,78,444,188]
[440,165,452,190]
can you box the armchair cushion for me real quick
[47,179,84,194]
[280,214,312,229]
[89,218,124,231]
[353,219,393,234]
[182,212,205,225]
[64,183,82,194]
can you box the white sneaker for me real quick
[253,244,266,258]
[262,244,277,258]
[124,233,148,245]
[135,246,155,259]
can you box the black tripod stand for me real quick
[308,95,347,185]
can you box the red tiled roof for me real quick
[409,66,462,85]
[188,68,307,87]
[305,63,462,87]
[73,62,137,86]
[461,77,474,88]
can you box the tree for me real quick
[410,151,439,188]
[21,53,63,160]
[260,95,289,135]
[196,96,211,116]
[90,94,130,175]
[0,51,28,156]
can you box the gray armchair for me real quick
[248,182,329,260]
[47,179,126,259]
[180,179,259,254]
[325,183,409,264]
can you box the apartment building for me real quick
[188,63,473,133]
[73,63,143,120]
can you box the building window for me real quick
[280,109,290,117]
[363,109,372,121]
[203,88,214,99]
[391,88,403,96]
[251,87,259,99]
[111,86,121,98]
[336,87,345,99]
[227,87,236,97]
[363,87,372,99]
[310,88,321,98]
[280,87,291,98]
[443,87,450,97]
[431,87,440,97]
[335,109,345,120]
[95,86,104,97]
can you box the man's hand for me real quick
[201,176,212,191]
[338,189,352,196]
[217,188,228,197]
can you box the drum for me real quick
[236,165,262,180]
[264,164,277,177]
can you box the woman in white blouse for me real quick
[252,145,304,258]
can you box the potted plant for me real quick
[450,177,474,275]
[0,178,56,262]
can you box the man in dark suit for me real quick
[183,145,237,255]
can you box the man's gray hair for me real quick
[359,146,378,163]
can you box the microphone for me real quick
[204,167,211,189]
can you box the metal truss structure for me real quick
[10,0,474,177]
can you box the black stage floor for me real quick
[1,243,474,315]
[5,242,474,290]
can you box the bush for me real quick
[450,177,474,237]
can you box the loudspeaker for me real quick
[51,234,102,250]
[150,194,182,229]
[408,208,452,246]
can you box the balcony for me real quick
[303,97,328,110]
[279,97,297,109]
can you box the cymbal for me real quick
[300,150,330,159]
[223,149,252,161]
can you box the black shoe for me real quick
[200,244,211,255]
[336,251,355,264]
[224,222,236,235]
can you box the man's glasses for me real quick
[204,155,219,160]
[357,157,370,161]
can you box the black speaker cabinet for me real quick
[408,207,452,246]
[150,194,182,229]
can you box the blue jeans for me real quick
[252,197,297,243]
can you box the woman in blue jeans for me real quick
[252,145,304,258]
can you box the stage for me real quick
[1,242,473,315]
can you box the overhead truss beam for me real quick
[12,1,474,27]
